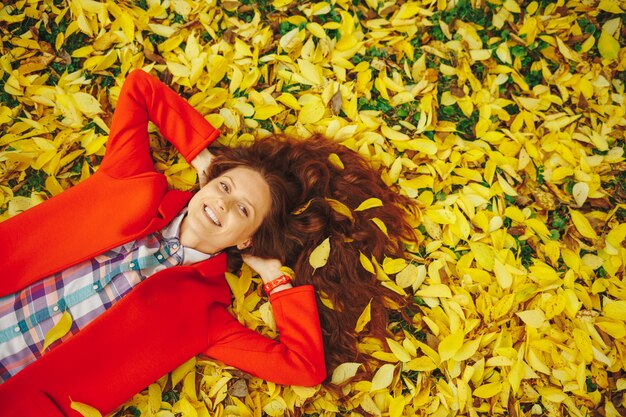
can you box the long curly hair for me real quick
[206,134,417,377]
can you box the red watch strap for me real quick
[263,275,292,295]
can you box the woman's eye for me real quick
[239,205,249,217]
[220,182,229,192]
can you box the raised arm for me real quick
[204,285,326,386]
[99,69,220,178]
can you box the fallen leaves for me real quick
[2,0,626,416]
[42,310,73,351]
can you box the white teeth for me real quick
[204,206,221,226]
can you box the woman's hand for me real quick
[242,254,293,294]
[190,148,214,188]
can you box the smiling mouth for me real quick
[203,205,222,227]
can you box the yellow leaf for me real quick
[309,237,331,270]
[326,198,353,220]
[370,218,388,237]
[298,98,325,124]
[438,330,464,361]
[598,30,620,60]
[148,383,161,414]
[493,293,515,319]
[73,92,102,117]
[370,363,395,391]
[171,356,196,387]
[327,153,344,170]
[572,328,593,362]
[426,208,456,224]
[415,284,451,298]
[276,93,301,110]
[497,173,518,196]
[470,49,492,61]
[306,22,326,38]
[254,104,282,120]
[599,0,624,14]
[70,401,102,417]
[516,309,546,328]
[43,310,73,351]
[331,362,361,385]
[569,209,598,239]
[603,300,626,321]
[386,338,412,362]
[537,386,568,403]
[503,0,521,13]
[473,382,503,398]
[177,397,199,417]
[118,12,135,41]
[595,320,626,339]
[167,62,190,78]
[526,218,552,238]
[359,252,375,273]
[45,176,65,196]
[494,258,513,289]
[508,359,525,394]
[406,356,437,371]
[389,395,406,417]
[396,264,419,288]
[355,197,383,211]
[292,199,312,215]
[381,124,410,141]
[453,338,481,361]
[382,257,407,275]
[469,241,495,271]
[355,300,372,332]
[298,59,323,84]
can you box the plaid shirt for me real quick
[0,210,212,382]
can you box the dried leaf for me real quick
[309,237,331,270]
[355,300,372,333]
[70,401,102,417]
[42,310,73,351]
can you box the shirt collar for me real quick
[162,208,215,265]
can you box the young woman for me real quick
[0,69,416,416]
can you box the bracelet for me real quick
[263,274,292,295]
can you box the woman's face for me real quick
[180,166,271,254]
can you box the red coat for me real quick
[0,70,325,416]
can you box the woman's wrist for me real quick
[259,268,293,295]
[241,255,292,295]
[263,275,293,295]
[190,148,214,186]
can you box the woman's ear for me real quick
[236,238,253,250]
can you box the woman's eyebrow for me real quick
[223,175,255,213]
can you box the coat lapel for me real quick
[0,172,193,297]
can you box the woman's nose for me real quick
[216,198,232,212]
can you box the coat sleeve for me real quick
[203,285,327,386]
[99,69,220,178]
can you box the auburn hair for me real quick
[205,134,417,378]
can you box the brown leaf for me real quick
[514,195,533,206]
[508,226,526,236]
[19,54,55,75]
[59,50,72,65]
[379,5,398,17]
[330,89,342,115]
[423,68,439,83]
[588,198,611,210]
[450,86,465,98]
[221,1,239,11]
[223,29,236,45]
[532,189,559,210]
[144,50,166,64]
[93,32,119,51]
[227,378,249,398]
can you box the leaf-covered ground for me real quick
[1,0,626,416]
